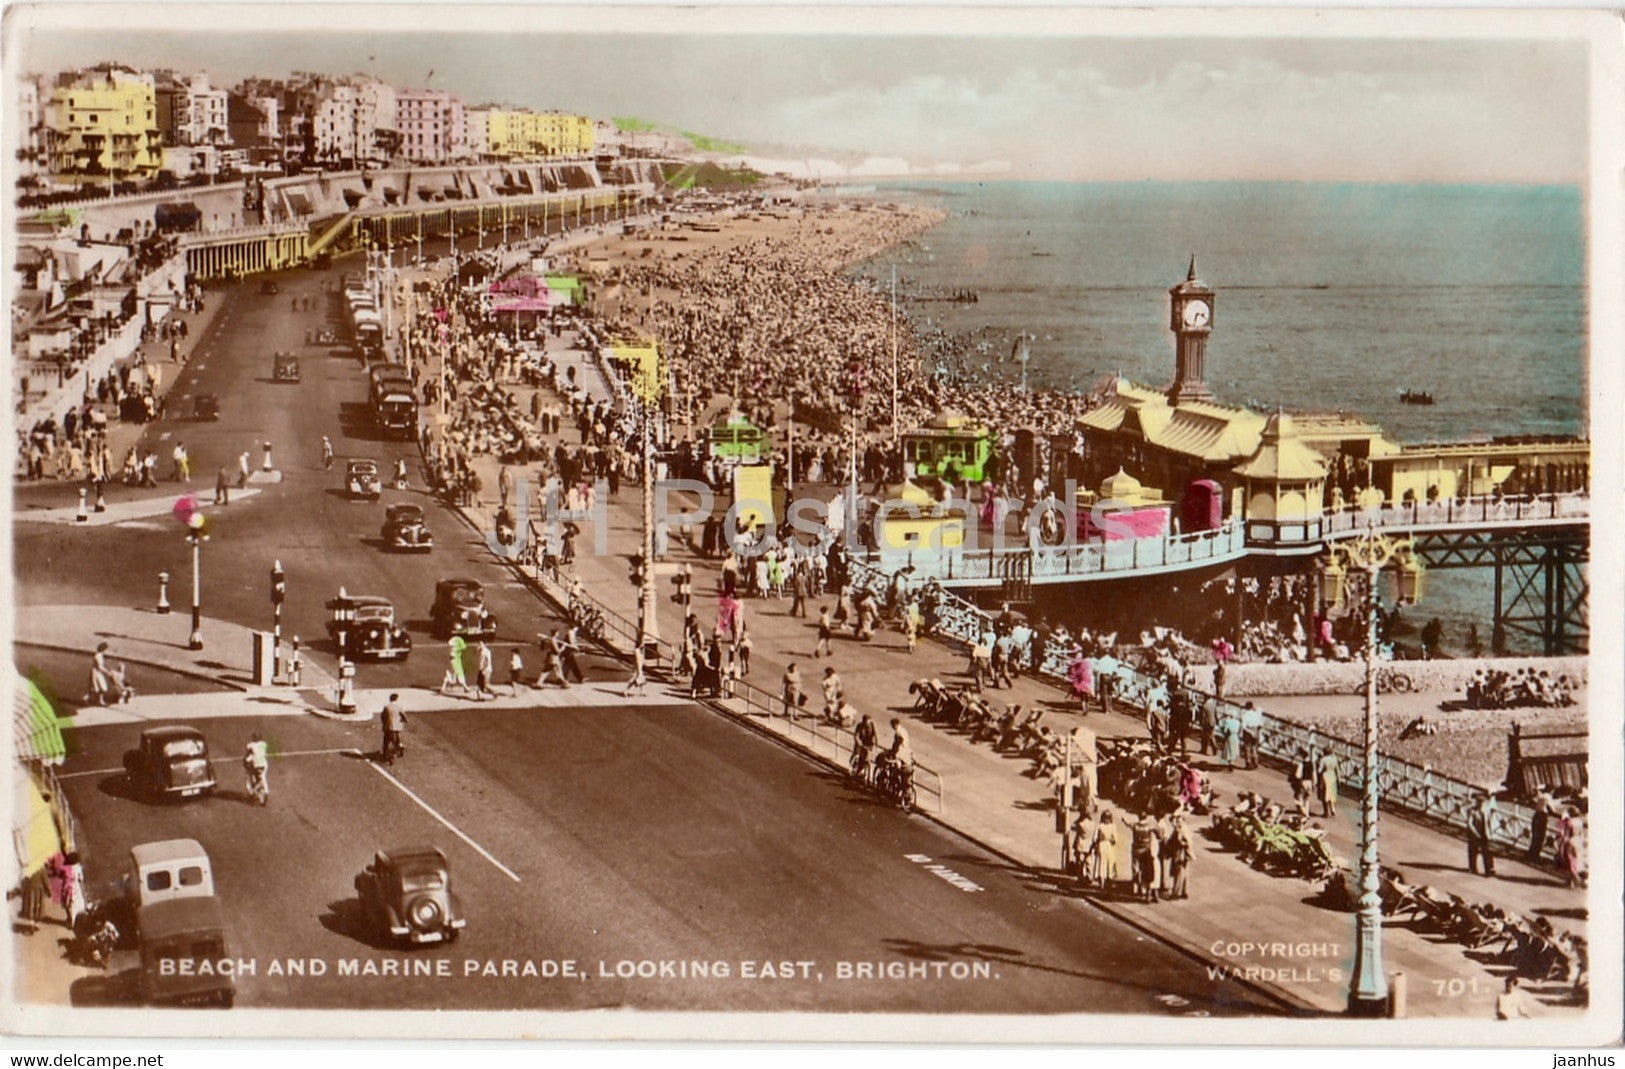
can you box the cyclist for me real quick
[851,713,879,783]
[243,732,269,805]
[876,717,915,803]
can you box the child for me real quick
[508,646,526,697]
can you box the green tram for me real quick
[902,415,995,483]
[707,416,772,463]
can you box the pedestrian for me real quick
[1316,750,1341,818]
[1467,792,1497,877]
[814,606,833,658]
[781,663,805,718]
[821,667,843,723]
[474,640,495,700]
[623,642,648,697]
[904,599,921,653]
[381,693,406,763]
[440,636,467,696]
[735,622,752,677]
[508,646,526,697]
[788,565,807,618]
[214,466,231,505]
[1494,976,1532,1019]
[1165,812,1192,899]
[322,436,334,469]
[1526,784,1555,865]
[1130,811,1161,903]
[561,626,585,683]
[537,631,568,687]
[1289,749,1313,816]
[1213,657,1228,704]
[237,450,250,488]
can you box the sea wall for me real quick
[1189,656,1588,698]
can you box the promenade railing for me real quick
[847,558,1556,860]
[867,521,1246,584]
[1323,492,1589,538]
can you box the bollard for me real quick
[337,657,357,716]
[157,571,171,614]
[1388,971,1407,1018]
[262,441,274,471]
[75,487,88,523]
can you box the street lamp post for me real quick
[186,520,207,650]
[1321,527,1424,1017]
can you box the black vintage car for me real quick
[273,352,300,383]
[430,579,497,639]
[193,394,220,421]
[326,592,412,661]
[353,847,465,946]
[123,726,218,802]
[381,504,433,552]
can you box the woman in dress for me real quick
[1316,751,1341,818]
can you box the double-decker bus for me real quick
[902,414,995,483]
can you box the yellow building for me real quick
[484,109,595,160]
[47,68,163,182]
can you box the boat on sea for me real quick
[1399,388,1436,406]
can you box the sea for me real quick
[843,180,1590,653]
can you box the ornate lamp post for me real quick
[186,512,209,650]
[1321,526,1425,1017]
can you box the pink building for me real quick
[395,89,466,163]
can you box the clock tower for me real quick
[1167,255,1216,405]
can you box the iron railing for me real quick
[848,558,1558,858]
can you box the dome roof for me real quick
[1100,468,1143,497]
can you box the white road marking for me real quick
[58,747,361,780]
[158,432,172,441]
[359,753,522,883]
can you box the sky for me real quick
[6,6,1594,184]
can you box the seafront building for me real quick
[44,65,163,185]
[395,88,467,163]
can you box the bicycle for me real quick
[1376,667,1414,694]
[849,744,876,787]
[245,763,269,806]
[874,758,918,812]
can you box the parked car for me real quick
[326,592,412,661]
[381,504,433,552]
[346,459,382,500]
[138,896,235,1008]
[123,839,216,911]
[193,394,221,421]
[123,727,217,802]
[430,578,497,639]
[260,280,279,296]
[353,847,465,946]
[273,352,300,383]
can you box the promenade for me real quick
[435,327,1587,1020]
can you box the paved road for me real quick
[20,261,1274,1016]
[56,707,1270,1014]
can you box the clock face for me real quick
[1181,300,1212,329]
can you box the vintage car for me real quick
[259,279,279,296]
[381,504,433,552]
[124,839,215,912]
[193,394,220,421]
[430,578,497,639]
[123,727,217,802]
[346,458,382,500]
[138,895,235,1007]
[273,352,301,383]
[326,592,413,661]
[353,846,465,946]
